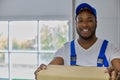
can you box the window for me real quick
[0,20,70,80]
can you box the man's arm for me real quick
[111,58,120,71]
[49,57,64,65]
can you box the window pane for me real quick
[10,21,37,51]
[10,53,36,79]
[0,21,8,50]
[39,53,55,65]
[0,53,9,79]
[39,21,69,51]
[0,20,70,80]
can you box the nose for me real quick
[82,21,88,27]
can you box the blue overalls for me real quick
[70,40,109,67]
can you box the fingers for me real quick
[37,64,47,70]
[110,71,120,80]
[110,70,117,80]
[34,64,47,80]
[104,67,109,73]
[116,72,120,80]
[107,66,115,77]
[106,67,116,80]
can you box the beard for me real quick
[76,28,96,40]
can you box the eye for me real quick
[87,19,94,22]
[77,19,83,23]
[78,20,83,22]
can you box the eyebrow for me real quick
[77,16,94,19]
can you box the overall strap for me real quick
[70,40,77,65]
[97,40,109,67]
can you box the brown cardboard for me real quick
[37,65,109,80]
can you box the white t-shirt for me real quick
[55,38,120,66]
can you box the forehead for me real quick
[77,8,95,17]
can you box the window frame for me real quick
[0,18,72,80]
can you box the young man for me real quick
[34,3,120,80]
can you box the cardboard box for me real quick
[37,65,109,80]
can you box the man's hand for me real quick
[116,71,120,80]
[105,66,120,80]
[34,64,47,80]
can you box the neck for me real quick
[78,36,97,49]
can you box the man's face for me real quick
[76,10,97,40]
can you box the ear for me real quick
[95,20,97,28]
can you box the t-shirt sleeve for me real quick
[55,47,66,58]
[54,42,70,65]
[109,44,120,61]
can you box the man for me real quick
[34,3,120,80]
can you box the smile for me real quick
[82,29,89,32]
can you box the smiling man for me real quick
[35,3,120,80]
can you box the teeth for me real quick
[83,29,88,32]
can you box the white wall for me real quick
[0,0,120,47]
[75,0,120,48]
[0,0,73,40]
[0,0,72,20]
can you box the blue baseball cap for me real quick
[76,3,97,17]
